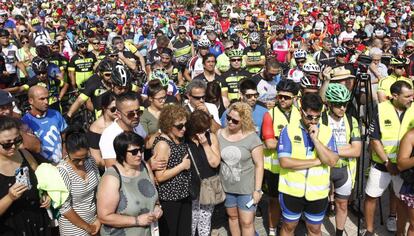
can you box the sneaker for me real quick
[386,216,397,232]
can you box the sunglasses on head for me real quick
[127,147,143,155]
[191,94,205,100]
[277,94,294,100]
[244,93,259,99]
[302,110,321,121]
[0,136,23,150]
[173,122,186,130]
[226,115,240,125]
[331,102,348,108]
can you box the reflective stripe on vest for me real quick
[372,101,414,164]
[278,123,332,201]
[264,106,301,174]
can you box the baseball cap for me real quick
[0,90,16,106]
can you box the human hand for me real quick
[40,194,51,208]
[195,103,209,114]
[322,66,332,81]
[386,161,399,175]
[8,183,28,201]
[179,154,191,171]
[153,205,163,219]
[308,124,319,141]
[90,219,101,235]
[252,191,262,205]
[149,152,167,171]
[196,133,208,145]
[266,100,276,110]
[137,212,157,226]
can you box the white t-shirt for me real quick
[99,120,147,160]
[328,115,347,147]
[2,44,20,74]
[338,31,357,43]
[186,102,221,125]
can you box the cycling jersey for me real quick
[171,38,192,65]
[243,46,265,74]
[313,50,336,67]
[68,52,97,88]
[79,74,109,115]
[272,39,289,63]
[218,68,250,100]
[187,55,204,80]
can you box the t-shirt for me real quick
[2,44,20,74]
[328,116,347,147]
[99,120,147,160]
[218,132,262,194]
[22,109,67,163]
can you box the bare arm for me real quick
[377,91,388,103]
[183,68,192,82]
[252,145,264,191]
[153,141,189,183]
[200,133,221,168]
[104,159,117,168]
[397,131,414,171]
[69,70,76,89]
[67,97,87,118]
[279,157,322,170]
[134,51,146,72]
[90,148,105,169]
[370,139,388,162]
[337,140,362,158]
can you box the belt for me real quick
[373,163,388,172]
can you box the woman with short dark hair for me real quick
[97,131,162,236]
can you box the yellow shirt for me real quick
[377,74,413,98]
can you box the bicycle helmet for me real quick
[111,64,131,87]
[303,63,320,73]
[198,37,211,48]
[249,32,260,43]
[32,57,49,74]
[227,49,244,59]
[0,29,10,37]
[76,38,88,46]
[149,69,170,87]
[333,47,348,56]
[293,49,307,59]
[326,83,351,103]
[390,56,410,65]
[276,79,299,95]
[234,24,243,32]
[301,75,322,89]
[269,15,277,22]
[98,59,115,73]
[204,25,214,32]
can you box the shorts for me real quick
[263,170,279,197]
[365,163,404,199]
[224,193,257,212]
[279,193,328,225]
[330,166,352,199]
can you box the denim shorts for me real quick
[224,193,256,212]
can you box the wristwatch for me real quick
[255,189,264,195]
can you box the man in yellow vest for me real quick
[323,84,362,236]
[277,93,339,236]
[364,80,414,236]
[263,79,300,236]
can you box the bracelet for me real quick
[134,216,139,226]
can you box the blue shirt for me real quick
[22,109,68,163]
[277,124,338,158]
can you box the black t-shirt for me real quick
[193,72,219,84]
[80,74,109,110]
[146,49,161,66]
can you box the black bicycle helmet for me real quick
[32,57,49,74]
[98,59,115,73]
[35,45,52,59]
[276,79,299,95]
[0,29,10,37]
[111,64,131,87]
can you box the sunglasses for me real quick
[191,94,205,100]
[296,60,306,64]
[230,58,242,62]
[93,42,100,45]
[179,32,186,34]
[225,46,234,50]
[79,44,87,48]
[396,65,405,69]
[20,29,28,33]
[107,106,117,113]
[244,93,259,99]
[173,122,186,130]
[103,72,112,77]
[277,94,294,100]
[331,102,348,108]
[0,136,23,150]
[109,54,118,58]
[122,109,141,119]
[302,110,321,121]
[127,147,143,156]
[21,41,29,44]
[67,153,87,164]
[406,46,414,50]
[226,115,240,125]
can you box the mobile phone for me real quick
[15,166,32,190]
[246,198,254,208]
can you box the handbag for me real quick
[188,147,226,205]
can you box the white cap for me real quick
[315,22,324,31]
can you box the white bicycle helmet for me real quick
[333,47,348,56]
[293,49,307,59]
[303,63,321,73]
[204,25,215,32]
[234,24,243,32]
[269,15,277,22]
[301,75,322,89]
[198,37,211,48]
[249,32,260,43]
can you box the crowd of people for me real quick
[3,0,414,235]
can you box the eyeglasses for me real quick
[296,60,306,64]
[191,94,205,100]
[225,46,234,50]
[244,93,259,99]
[109,54,118,58]
[107,106,117,113]
[127,147,143,156]
[226,115,240,125]
[230,58,242,62]
[21,41,29,44]
[0,136,23,150]
[302,110,321,121]
[121,109,141,119]
[331,102,348,108]
[153,96,166,102]
[93,42,100,45]
[277,94,294,100]
[395,65,405,69]
[173,122,186,130]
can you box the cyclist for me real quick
[184,37,211,81]
[277,93,339,236]
[142,66,180,102]
[377,57,413,103]
[287,49,307,84]
[66,59,115,119]
[243,32,266,74]
[323,83,361,236]
[112,35,146,73]
[171,25,194,71]
[159,48,184,88]
[301,63,322,94]
[110,63,139,96]
[68,38,97,89]
[218,49,250,101]
[264,79,301,236]
[364,80,414,236]
[313,38,336,67]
